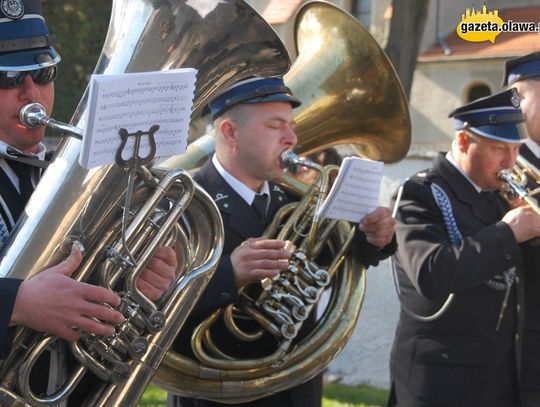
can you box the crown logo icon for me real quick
[457,3,503,43]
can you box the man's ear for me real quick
[218,119,238,147]
[456,130,471,152]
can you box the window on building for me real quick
[466,83,491,102]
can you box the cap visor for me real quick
[0,47,60,71]
[470,123,526,144]
[244,93,301,108]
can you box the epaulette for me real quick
[407,168,438,186]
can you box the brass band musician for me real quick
[387,89,540,407]
[0,0,178,401]
[168,76,396,407]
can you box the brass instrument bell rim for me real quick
[288,0,412,164]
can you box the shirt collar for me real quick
[445,151,483,193]
[0,140,46,160]
[212,154,270,205]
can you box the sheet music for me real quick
[316,156,383,223]
[79,68,197,169]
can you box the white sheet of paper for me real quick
[316,156,383,223]
[79,68,197,169]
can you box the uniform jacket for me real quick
[171,159,394,407]
[0,156,28,358]
[517,143,540,391]
[388,152,525,407]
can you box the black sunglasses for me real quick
[0,65,57,89]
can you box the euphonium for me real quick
[499,155,540,215]
[154,1,411,403]
[0,0,291,406]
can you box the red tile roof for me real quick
[419,6,540,61]
[261,0,303,25]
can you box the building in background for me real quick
[411,0,540,155]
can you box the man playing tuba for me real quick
[168,76,396,407]
[0,0,178,401]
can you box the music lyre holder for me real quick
[111,124,160,268]
[115,124,159,169]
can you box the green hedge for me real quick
[43,0,111,124]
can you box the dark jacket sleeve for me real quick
[395,180,521,299]
[350,227,396,268]
[186,255,239,318]
[0,278,22,359]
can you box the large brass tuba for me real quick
[0,0,290,406]
[154,1,411,403]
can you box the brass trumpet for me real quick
[499,155,540,215]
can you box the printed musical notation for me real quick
[79,68,197,169]
[316,156,384,223]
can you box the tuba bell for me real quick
[0,0,291,406]
[154,1,411,403]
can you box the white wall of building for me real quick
[409,58,504,152]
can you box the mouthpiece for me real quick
[19,102,47,128]
[280,150,301,171]
[19,102,84,139]
[280,150,322,173]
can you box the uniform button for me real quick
[441,352,449,360]
[221,292,231,301]
[516,276,520,284]
[503,253,512,261]
[516,334,520,342]
[517,304,521,313]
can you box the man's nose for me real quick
[19,74,41,100]
[504,151,519,170]
[284,126,298,146]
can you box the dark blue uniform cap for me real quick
[448,88,525,144]
[208,76,301,120]
[502,52,540,86]
[0,0,60,71]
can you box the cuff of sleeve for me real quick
[353,228,396,265]
[494,221,522,264]
[377,234,397,255]
[0,278,23,359]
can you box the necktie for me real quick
[5,159,35,205]
[252,193,268,220]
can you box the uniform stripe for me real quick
[0,166,23,223]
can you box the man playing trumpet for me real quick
[387,89,540,407]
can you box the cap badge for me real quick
[1,0,24,20]
[511,93,521,108]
